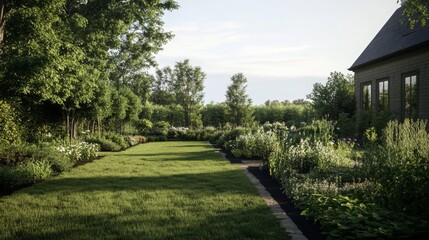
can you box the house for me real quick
[349,1,429,120]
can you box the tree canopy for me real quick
[0,0,178,139]
[307,72,355,120]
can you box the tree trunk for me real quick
[65,109,78,140]
[184,106,190,128]
[97,117,101,137]
[71,118,78,139]
[70,112,79,140]
[91,120,96,134]
[65,110,71,141]
[0,0,4,46]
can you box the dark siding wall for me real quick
[354,45,429,120]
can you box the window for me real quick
[362,82,372,111]
[378,79,389,111]
[403,73,418,119]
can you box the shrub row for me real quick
[0,142,98,194]
[84,132,147,151]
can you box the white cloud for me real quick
[170,21,241,33]
[158,21,248,60]
[158,28,324,78]
[238,45,314,56]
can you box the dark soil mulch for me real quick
[221,148,326,240]
[247,167,326,240]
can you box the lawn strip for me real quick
[0,141,289,240]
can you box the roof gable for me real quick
[350,6,429,71]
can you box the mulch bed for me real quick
[221,149,326,240]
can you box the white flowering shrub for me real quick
[56,142,99,164]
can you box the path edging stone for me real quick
[239,164,308,240]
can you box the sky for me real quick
[154,0,400,105]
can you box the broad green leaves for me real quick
[401,0,429,28]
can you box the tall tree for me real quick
[171,59,205,128]
[150,67,175,105]
[307,71,355,120]
[225,73,254,127]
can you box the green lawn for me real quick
[0,141,288,240]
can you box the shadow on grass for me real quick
[4,204,285,240]
[113,150,224,162]
[24,169,252,197]
[170,143,217,149]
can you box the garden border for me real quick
[216,147,325,240]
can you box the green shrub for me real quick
[262,121,288,134]
[103,132,129,149]
[0,159,53,193]
[0,165,22,192]
[232,129,279,161]
[168,126,188,140]
[0,100,21,145]
[147,135,168,142]
[301,119,335,145]
[202,126,222,142]
[18,160,52,184]
[0,144,38,166]
[124,135,139,146]
[184,128,203,141]
[123,135,147,146]
[364,120,429,218]
[336,112,355,138]
[133,135,148,144]
[217,127,251,151]
[300,194,427,239]
[136,119,153,135]
[0,144,68,169]
[166,127,220,141]
[0,141,98,194]
[152,121,170,136]
[100,140,122,151]
[85,136,121,152]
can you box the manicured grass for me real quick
[0,141,288,240]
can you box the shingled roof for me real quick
[349,5,429,71]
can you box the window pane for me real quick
[362,83,371,111]
[404,75,417,119]
[378,80,388,111]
